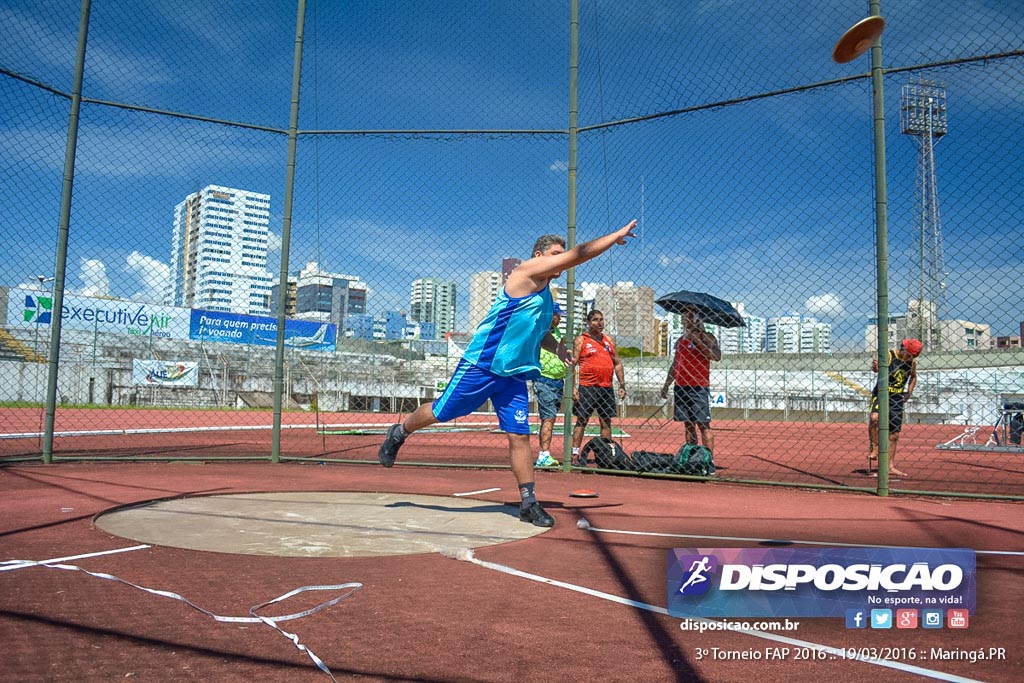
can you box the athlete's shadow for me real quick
[386,501,519,518]
[386,500,623,516]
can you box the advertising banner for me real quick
[132,360,199,387]
[667,547,975,618]
[7,287,190,339]
[189,309,336,352]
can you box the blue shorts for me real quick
[673,385,712,425]
[433,359,531,434]
[532,377,564,420]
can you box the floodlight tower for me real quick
[900,78,948,351]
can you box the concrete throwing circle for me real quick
[94,491,548,558]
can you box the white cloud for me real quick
[268,231,283,253]
[549,160,568,172]
[126,251,170,302]
[656,253,696,267]
[77,258,109,297]
[805,293,844,316]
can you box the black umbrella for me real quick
[655,290,745,328]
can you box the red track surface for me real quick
[1,461,1022,682]
[3,408,1022,497]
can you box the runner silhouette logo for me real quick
[676,555,718,596]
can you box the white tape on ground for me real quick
[2,558,360,681]
[452,487,501,497]
[444,548,984,683]
[0,544,150,572]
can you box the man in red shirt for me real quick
[570,309,626,466]
[660,308,722,452]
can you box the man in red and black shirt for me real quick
[660,308,722,452]
[570,309,626,465]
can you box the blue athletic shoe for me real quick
[378,424,405,468]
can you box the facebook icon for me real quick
[845,609,867,629]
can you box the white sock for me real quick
[572,447,580,455]
[538,450,550,459]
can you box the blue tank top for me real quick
[462,286,553,378]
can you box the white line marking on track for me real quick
[0,544,150,572]
[582,526,1024,556]
[452,487,501,497]
[1,420,502,440]
[455,551,984,682]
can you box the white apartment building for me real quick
[468,271,501,332]
[409,278,457,336]
[706,302,766,354]
[767,315,832,354]
[166,185,273,315]
[550,284,588,336]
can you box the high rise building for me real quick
[589,282,656,352]
[550,284,588,336]
[409,278,457,336]
[271,261,368,328]
[767,315,831,354]
[468,271,501,332]
[166,184,273,315]
[706,302,766,354]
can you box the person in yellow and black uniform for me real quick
[867,338,922,478]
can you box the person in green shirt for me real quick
[532,302,569,467]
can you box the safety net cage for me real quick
[1,0,1022,498]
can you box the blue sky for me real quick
[2,0,1022,350]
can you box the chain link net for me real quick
[1,0,1021,497]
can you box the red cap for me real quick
[901,338,923,358]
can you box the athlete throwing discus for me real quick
[378,220,638,527]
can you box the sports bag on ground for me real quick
[675,443,715,476]
[582,437,630,470]
[630,450,678,474]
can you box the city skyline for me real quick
[3,2,1022,353]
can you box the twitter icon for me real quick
[870,609,892,629]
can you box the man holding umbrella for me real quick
[660,307,722,453]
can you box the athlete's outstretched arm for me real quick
[520,219,637,281]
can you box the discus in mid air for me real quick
[832,15,886,64]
